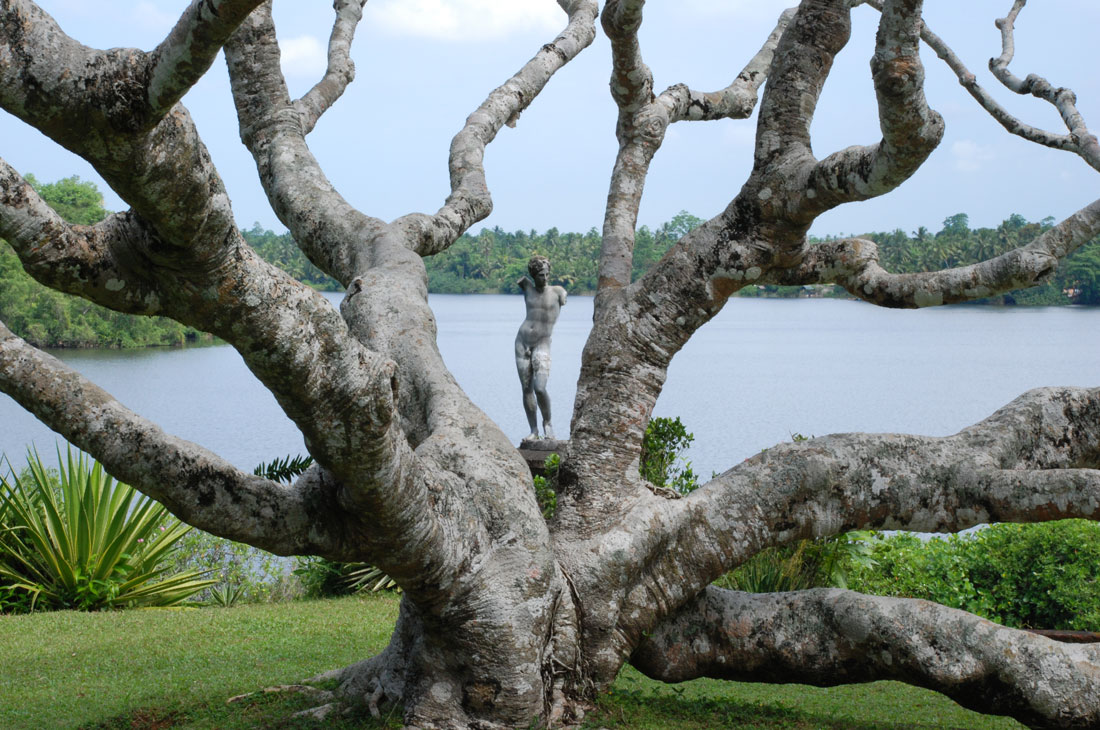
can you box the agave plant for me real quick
[0,448,215,611]
[346,563,400,594]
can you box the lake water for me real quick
[2,295,1098,479]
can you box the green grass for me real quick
[588,669,1022,729]
[0,595,398,729]
[0,594,1022,729]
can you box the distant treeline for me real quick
[859,213,1100,306]
[3,176,1099,350]
[424,210,1100,305]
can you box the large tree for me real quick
[1,0,1099,727]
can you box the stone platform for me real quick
[518,438,567,476]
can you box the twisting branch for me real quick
[595,2,794,292]
[0,162,151,310]
[800,0,944,217]
[0,0,266,140]
[773,197,1100,307]
[226,2,384,286]
[602,0,652,114]
[990,0,1027,87]
[987,0,1100,171]
[596,0,656,293]
[396,0,599,257]
[658,9,795,124]
[633,587,1100,728]
[863,0,1100,172]
[294,0,369,135]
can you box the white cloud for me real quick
[280,35,327,79]
[951,139,995,172]
[370,0,562,41]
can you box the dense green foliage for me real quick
[22,173,108,225]
[847,521,1100,632]
[0,450,214,612]
[533,452,560,519]
[0,175,206,348]
[716,532,876,594]
[293,555,364,599]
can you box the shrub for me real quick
[0,449,215,611]
[717,531,876,593]
[847,521,1100,631]
[167,529,299,605]
[293,556,361,598]
[640,416,699,495]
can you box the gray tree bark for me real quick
[1,1,1098,727]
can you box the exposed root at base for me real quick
[225,683,335,705]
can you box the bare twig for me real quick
[396,0,599,257]
[294,0,369,135]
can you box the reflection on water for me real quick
[3,295,1098,480]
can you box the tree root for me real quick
[225,684,335,705]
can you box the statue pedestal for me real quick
[518,438,567,476]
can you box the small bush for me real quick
[640,416,699,495]
[293,556,361,599]
[167,529,299,605]
[717,531,876,593]
[847,521,1100,631]
[0,449,214,611]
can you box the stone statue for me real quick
[515,255,567,441]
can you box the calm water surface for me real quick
[2,295,1098,479]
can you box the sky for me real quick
[2,0,1098,239]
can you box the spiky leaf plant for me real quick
[0,448,215,611]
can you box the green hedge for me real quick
[847,521,1100,631]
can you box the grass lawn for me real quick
[0,594,1022,729]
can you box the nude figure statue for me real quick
[515,255,567,441]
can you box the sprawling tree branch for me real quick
[634,587,1100,728]
[0,321,345,556]
[595,2,793,294]
[772,196,1100,306]
[555,386,1100,688]
[986,0,1100,172]
[226,2,382,287]
[0,162,161,313]
[595,387,1100,659]
[800,0,944,217]
[0,0,263,142]
[396,0,599,257]
[147,0,270,118]
[0,0,444,579]
[294,0,367,135]
[861,0,1099,172]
